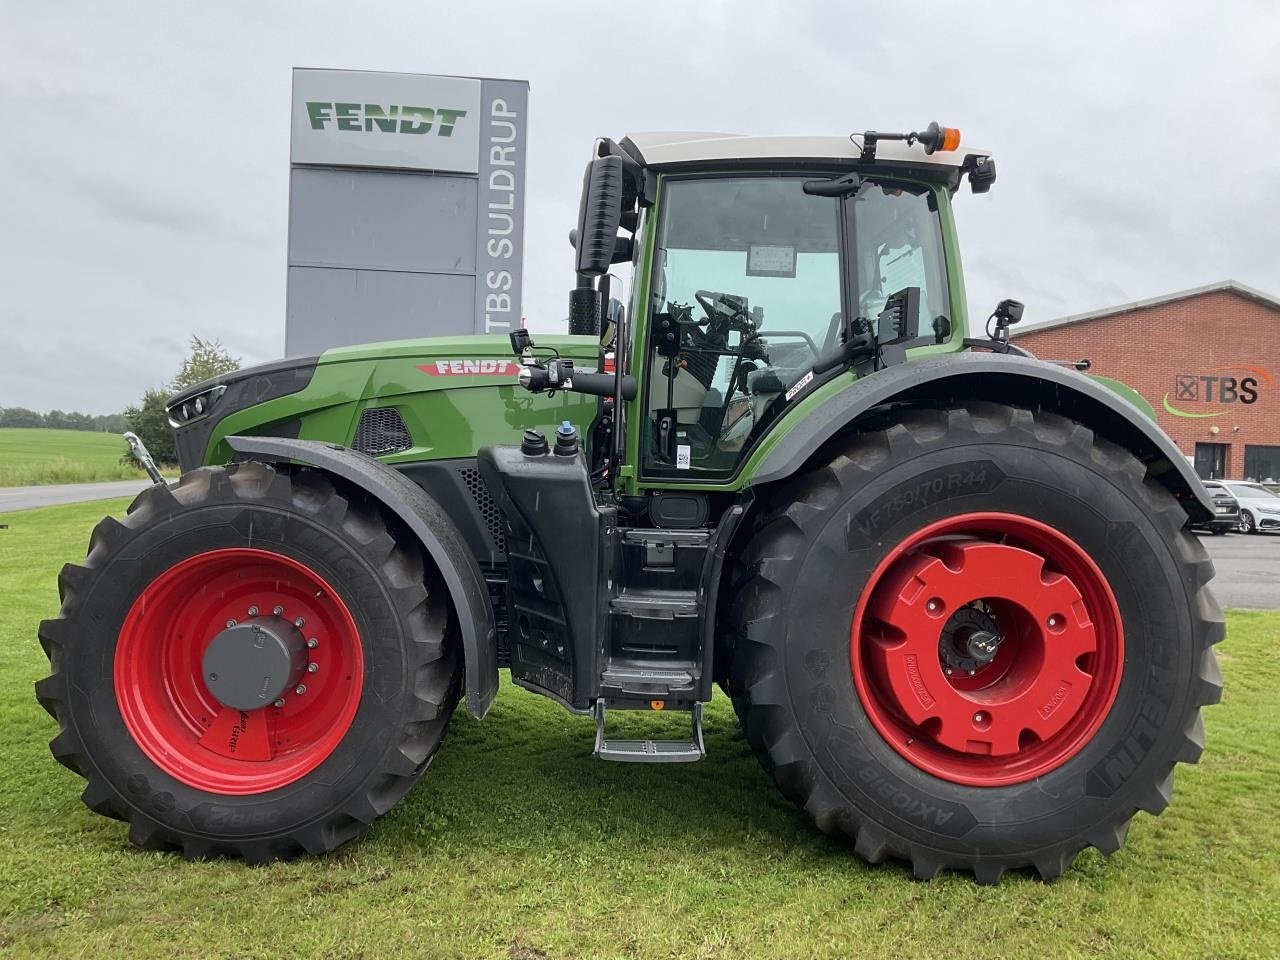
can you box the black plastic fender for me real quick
[226,436,498,718]
[752,351,1214,523]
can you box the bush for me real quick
[122,390,177,467]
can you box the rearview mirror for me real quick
[574,156,624,277]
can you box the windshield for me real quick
[640,174,950,479]
[1228,482,1280,499]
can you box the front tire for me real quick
[36,462,460,862]
[724,403,1222,881]
[1240,511,1257,534]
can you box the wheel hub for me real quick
[939,604,1003,673]
[202,616,307,710]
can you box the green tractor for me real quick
[38,123,1222,881]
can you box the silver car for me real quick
[1223,481,1280,534]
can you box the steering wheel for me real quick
[694,289,743,323]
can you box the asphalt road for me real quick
[0,479,151,514]
[1198,530,1280,610]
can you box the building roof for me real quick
[621,131,990,170]
[1013,280,1280,337]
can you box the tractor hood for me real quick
[167,333,602,473]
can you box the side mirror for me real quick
[574,156,625,277]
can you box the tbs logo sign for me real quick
[1163,365,1270,418]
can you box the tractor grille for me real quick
[460,466,505,552]
[353,407,412,457]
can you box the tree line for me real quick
[0,408,128,432]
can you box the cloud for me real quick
[2,0,1277,412]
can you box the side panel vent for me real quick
[460,466,506,551]
[353,407,412,457]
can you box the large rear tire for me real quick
[36,461,460,862]
[723,403,1222,881]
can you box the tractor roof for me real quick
[620,131,991,172]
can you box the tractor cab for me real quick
[515,125,996,488]
[483,124,1002,755]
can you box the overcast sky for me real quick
[3,0,1277,414]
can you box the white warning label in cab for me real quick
[676,444,692,469]
[785,370,815,401]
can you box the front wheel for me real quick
[1240,511,1257,534]
[36,462,460,862]
[724,403,1222,881]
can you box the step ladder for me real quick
[592,700,705,763]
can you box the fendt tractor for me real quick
[38,123,1222,882]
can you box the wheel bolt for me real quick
[966,668,976,676]
[307,663,319,674]
[226,619,237,628]
[307,638,319,649]
[1047,615,1061,628]
[247,605,259,617]
[973,711,987,725]
[294,617,305,628]
[273,605,285,616]
[926,598,942,614]
[943,666,954,676]
[273,698,285,708]
[294,684,307,695]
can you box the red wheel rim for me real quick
[114,548,364,795]
[850,513,1123,786]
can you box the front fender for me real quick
[751,352,1213,523]
[226,436,498,719]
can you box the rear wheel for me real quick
[724,403,1222,881]
[37,462,460,862]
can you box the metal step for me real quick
[610,590,699,619]
[593,700,705,763]
[599,663,696,698]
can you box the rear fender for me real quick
[752,352,1213,523]
[226,436,497,718]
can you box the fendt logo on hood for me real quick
[1162,364,1271,418]
[417,359,522,377]
[306,102,468,137]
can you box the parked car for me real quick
[1192,481,1240,535]
[1223,481,1280,534]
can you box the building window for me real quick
[1244,444,1280,483]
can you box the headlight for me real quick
[1257,506,1280,515]
[166,384,226,427]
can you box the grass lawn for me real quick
[0,429,150,486]
[1,499,1278,959]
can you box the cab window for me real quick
[642,176,842,478]
[639,176,951,480]
[852,183,951,336]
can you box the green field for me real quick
[0,428,149,486]
[1,499,1277,960]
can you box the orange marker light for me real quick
[939,126,961,152]
[650,699,665,711]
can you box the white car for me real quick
[1223,481,1280,534]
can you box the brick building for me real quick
[1012,281,1280,481]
